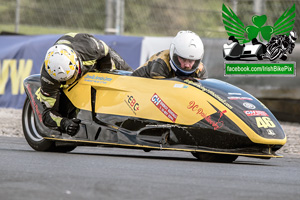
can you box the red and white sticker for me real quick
[151,93,177,122]
[244,110,269,116]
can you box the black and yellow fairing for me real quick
[45,70,286,158]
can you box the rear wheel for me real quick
[191,152,238,163]
[22,97,76,152]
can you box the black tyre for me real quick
[269,48,283,61]
[22,97,76,152]
[191,152,238,163]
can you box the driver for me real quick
[131,30,207,79]
[36,33,132,136]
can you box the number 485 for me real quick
[256,117,276,128]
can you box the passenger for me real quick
[36,33,132,136]
[131,30,207,79]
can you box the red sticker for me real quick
[151,93,177,122]
[228,97,253,100]
[244,110,269,116]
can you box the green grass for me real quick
[0,23,228,38]
[0,24,105,35]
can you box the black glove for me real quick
[61,118,81,136]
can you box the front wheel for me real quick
[269,48,283,61]
[22,97,76,152]
[191,152,238,163]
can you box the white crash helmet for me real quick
[44,44,80,83]
[169,30,204,76]
[289,31,298,43]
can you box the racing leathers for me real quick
[36,33,132,133]
[131,50,208,79]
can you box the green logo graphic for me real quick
[222,4,296,44]
[224,62,296,76]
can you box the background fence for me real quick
[0,0,299,38]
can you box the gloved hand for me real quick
[61,118,81,136]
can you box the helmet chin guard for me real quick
[170,59,198,76]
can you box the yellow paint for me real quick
[63,72,286,146]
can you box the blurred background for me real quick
[0,0,299,122]
[1,0,299,37]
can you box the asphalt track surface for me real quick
[0,136,299,200]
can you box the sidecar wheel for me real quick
[22,97,76,152]
[191,152,238,163]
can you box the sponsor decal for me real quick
[228,97,253,100]
[243,102,256,109]
[244,110,269,116]
[228,92,242,95]
[26,84,43,122]
[187,101,226,130]
[256,117,276,128]
[173,83,188,88]
[184,80,233,109]
[84,74,112,84]
[125,95,139,115]
[151,93,177,122]
[266,129,276,136]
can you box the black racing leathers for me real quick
[37,33,132,131]
[131,50,208,79]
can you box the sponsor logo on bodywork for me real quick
[173,83,188,88]
[187,101,226,130]
[243,102,256,109]
[228,92,242,95]
[266,129,276,136]
[151,93,177,122]
[84,74,112,84]
[125,95,139,115]
[228,97,253,100]
[184,80,233,109]
[244,110,269,116]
